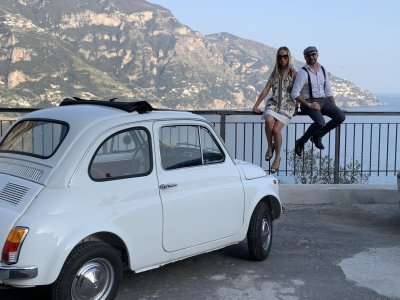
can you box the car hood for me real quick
[235,159,268,180]
[0,174,44,249]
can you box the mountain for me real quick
[0,0,379,109]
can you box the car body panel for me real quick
[0,174,44,251]
[153,120,245,252]
[0,103,282,288]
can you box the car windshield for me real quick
[0,119,68,158]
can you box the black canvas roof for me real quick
[59,97,153,113]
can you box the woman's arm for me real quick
[252,81,272,113]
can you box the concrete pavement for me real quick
[116,201,400,300]
[1,185,399,299]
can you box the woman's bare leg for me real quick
[271,120,285,170]
[265,114,275,159]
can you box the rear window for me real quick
[0,119,68,158]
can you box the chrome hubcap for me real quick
[71,258,114,300]
[261,217,271,251]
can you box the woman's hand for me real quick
[252,106,262,114]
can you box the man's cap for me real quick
[303,46,318,55]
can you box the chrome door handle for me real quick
[159,183,178,189]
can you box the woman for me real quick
[252,46,297,173]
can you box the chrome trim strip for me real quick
[0,266,38,280]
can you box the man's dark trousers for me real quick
[298,97,345,143]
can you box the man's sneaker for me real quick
[310,135,325,150]
[295,139,304,156]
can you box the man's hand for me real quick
[293,105,300,116]
[310,102,321,110]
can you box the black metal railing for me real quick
[0,108,399,184]
[194,110,400,184]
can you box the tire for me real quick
[247,201,273,261]
[50,241,123,300]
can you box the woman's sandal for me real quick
[270,157,281,174]
[264,144,275,161]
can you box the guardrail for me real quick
[0,108,399,184]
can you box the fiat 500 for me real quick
[0,99,282,300]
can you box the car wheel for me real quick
[247,201,273,261]
[50,241,123,300]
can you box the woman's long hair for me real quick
[270,46,292,81]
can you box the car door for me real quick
[154,121,245,252]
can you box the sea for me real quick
[335,93,400,185]
[349,93,400,113]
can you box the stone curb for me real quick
[280,184,399,205]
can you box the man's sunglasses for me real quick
[306,52,318,58]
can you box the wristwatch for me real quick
[307,102,312,108]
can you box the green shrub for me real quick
[288,144,369,184]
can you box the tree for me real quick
[288,144,369,184]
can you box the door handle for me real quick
[159,183,178,189]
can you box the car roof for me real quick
[19,104,205,129]
[0,103,210,185]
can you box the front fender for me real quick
[240,175,282,238]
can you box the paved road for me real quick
[1,202,400,300]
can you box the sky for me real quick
[149,0,400,95]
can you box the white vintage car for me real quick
[0,99,282,300]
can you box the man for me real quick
[291,46,345,156]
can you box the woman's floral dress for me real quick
[263,66,297,125]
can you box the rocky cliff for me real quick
[0,0,379,109]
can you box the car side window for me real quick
[159,125,224,170]
[160,125,202,170]
[200,127,225,164]
[89,127,151,180]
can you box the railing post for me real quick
[334,126,341,183]
[220,112,226,141]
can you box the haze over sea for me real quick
[350,94,400,112]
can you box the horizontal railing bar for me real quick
[1,107,399,116]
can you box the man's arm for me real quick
[291,69,312,107]
[292,71,315,109]
[295,95,311,108]
[291,69,305,101]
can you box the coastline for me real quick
[347,94,400,112]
